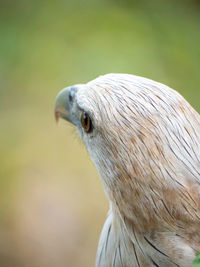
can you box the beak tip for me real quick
[55,111,60,124]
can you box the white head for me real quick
[55,73,200,229]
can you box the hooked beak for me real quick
[54,86,77,124]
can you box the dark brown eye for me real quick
[81,112,93,133]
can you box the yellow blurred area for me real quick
[0,0,200,266]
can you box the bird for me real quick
[54,73,200,267]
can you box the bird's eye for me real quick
[81,112,93,133]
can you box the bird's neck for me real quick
[102,175,199,233]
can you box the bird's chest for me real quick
[96,213,195,267]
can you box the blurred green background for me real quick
[0,0,200,266]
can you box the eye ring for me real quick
[81,112,93,133]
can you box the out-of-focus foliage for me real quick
[193,253,200,267]
[0,0,200,266]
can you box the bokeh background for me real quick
[1,0,200,266]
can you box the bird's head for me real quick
[55,74,200,228]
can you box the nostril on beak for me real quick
[68,86,77,103]
[69,93,73,102]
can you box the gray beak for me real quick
[54,86,77,124]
